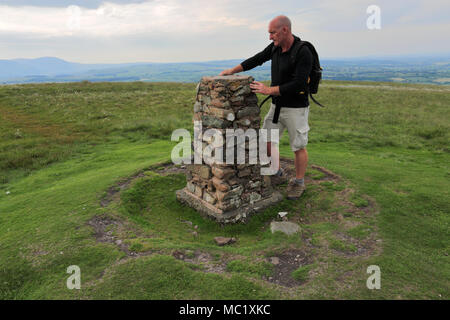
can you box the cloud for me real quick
[0,0,276,38]
[0,0,448,62]
[0,0,150,9]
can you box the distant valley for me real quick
[1,55,449,85]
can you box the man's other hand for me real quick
[250,81,271,95]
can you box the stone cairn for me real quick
[176,75,283,224]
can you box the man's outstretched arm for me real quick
[220,42,273,76]
[219,64,244,76]
[220,64,280,96]
[219,43,276,95]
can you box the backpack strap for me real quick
[259,95,272,108]
[289,40,303,65]
[297,41,321,68]
[309,93,325,108]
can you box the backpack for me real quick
[294,41,323,99]
[259,39,326,111]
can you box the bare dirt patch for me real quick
[154,163,187,176]
[263,248,312,287]
[100,172,146,207]
[172,249,227,273]
[87,214,152,257]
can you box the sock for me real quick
[294,178,304,185]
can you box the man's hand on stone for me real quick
[250,81,271,95]
[219,69,234,76]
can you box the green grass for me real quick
[292,264,314,282]
[226,260,274,278]
[0,80,448,300]
[347,224,374,239]
[328,237,357,253]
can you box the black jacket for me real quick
[241,35,312,108]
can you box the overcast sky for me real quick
[0,0,449,63]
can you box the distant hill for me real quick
[1,55,449,85]
[0,57,144,80]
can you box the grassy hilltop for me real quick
[0,80,448,299]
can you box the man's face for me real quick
[268,21,283,46]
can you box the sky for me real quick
[0,0,449,63]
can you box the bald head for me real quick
[268,15,293,49]
[270,15,292,32]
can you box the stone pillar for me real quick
[176,75,283,223]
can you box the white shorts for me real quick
[262,103,310,152]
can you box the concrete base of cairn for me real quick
[176,187,283,224]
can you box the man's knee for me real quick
[295,146,307,152]
[294,147,308,156]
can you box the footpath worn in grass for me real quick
[0,80,448,299]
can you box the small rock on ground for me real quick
[269,257,280,265]
[214,237,236,246]
[270,221,300,236]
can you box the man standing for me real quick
[220,15,312,200]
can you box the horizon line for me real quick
[2,53,450,65]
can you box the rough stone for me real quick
[270,221,301,236]
[237,168,251,177]
[194,185,203,198]
[269,257,280,265]
[199,166,211,179]
[212,176,230,192]
[248,180,262,189]
[210,98,226,108]
[205,106,235,120]
[193,101,202,113]
[203,191,216,205]
[212,166,235,180]
[201,115,230,128]
[237,106,260,119]
[235,85,252,96]
[216,185,243,202]
[236,118,251,126]
[217,197,241,211]
[245,95,259,105]
[188,164,211,180]
[214,237,236,246]
[201,95,211,105]
[186,181,196,193]
[249,192,262,204]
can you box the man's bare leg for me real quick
[294,148,308,179]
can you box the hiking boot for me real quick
[286,178,306,200]
[270,168,288,185]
